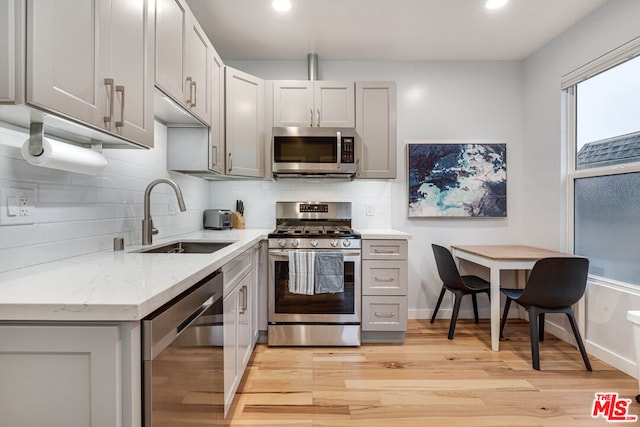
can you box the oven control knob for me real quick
[342,239,351,247]
[330,239,339,248]
[311,239,319,248]
[291,239,299,248]
[278,239,287,248]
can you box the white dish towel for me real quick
[288,251,315,295]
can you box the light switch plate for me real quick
[0,187,36,225]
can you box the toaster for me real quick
[204,209,232,230]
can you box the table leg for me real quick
[517,270,527,319]
[490,266,501,351]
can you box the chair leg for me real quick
[500,298,512,339]
[539,313,545,342]
[448,292,463,340]
[471,293,479,323]
[528,308,541,370]
[431,287,447,323]
[565,310,593,371]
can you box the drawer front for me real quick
[362,240,407,260]
[362,296,408,331]
[362,260,407,295]
[222,248,252,296]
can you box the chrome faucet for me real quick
[142,179,187,245]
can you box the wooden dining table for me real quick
[450,245,576,351]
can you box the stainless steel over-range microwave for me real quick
[272,127,357,178]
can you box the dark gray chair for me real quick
[431,244,490,339]
[500,257,592,371]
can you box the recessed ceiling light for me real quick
[272,0,292,12]
[485,0,509,10]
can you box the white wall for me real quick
[216,60,525,320]
[0,122,209,272]
[522,0,640,376]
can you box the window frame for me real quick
[563,36,640,291]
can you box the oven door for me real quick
[268,249,361,323]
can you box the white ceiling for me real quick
[186,0,608,61]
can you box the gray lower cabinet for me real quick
[0,322,140,427]
[222,244,259,418]
[361,239,408,342]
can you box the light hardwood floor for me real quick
[227,319,639,426]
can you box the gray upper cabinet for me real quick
[26,0,154,148]
[209,47,225,174]
[273,80,354,128]
[0,0,16,103]
[155,0,210,126]
[356,82,397,179]
[225,66,264,178]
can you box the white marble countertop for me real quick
[0,227,408,323]
[0,229,270,322]
[356,229,411,240]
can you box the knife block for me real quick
[232,212,245,229]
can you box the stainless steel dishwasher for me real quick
[143,270,224,426]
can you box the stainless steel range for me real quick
[268,201,361,346]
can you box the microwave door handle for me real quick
[336,131,341,168]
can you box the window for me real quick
[564,39,640,287]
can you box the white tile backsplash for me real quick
[0,121,209,272]
[208,179,394,230]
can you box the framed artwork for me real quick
[407,142,507,217]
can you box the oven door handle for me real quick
[269,250,361,257]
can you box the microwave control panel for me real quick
[341,137,355,163]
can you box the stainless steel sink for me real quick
[135,241,234,254]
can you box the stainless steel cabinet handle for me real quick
[374,276,395,282]
[239,285,247,314]
[104,78,114,124]
[309,107,313,126]
[185,76,193,106]
[374,248,396,254]
[191,80,197,108]
[115,85,125,128]
[211,145,218,167]
[316,108,320,127]
[228,152,232,172]
[374,312,395,318]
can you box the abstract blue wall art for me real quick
[407,143,507,217]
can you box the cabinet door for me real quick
[0,324,123,426]
[273,80,313,127]
[0,0,14,102]
[155,0,187,104]
[223,289,239,417]
[237,273,253,372]
[26,0,105,126]
[314,81,354,127]
[109,0,154,147]
[356,82,397,178]
[225,66,264,177]
[184,15,210,124]
[210,47,225,173]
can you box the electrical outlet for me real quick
[366,204,375,216]
[19,197,30,216]
[0,187,36,225]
